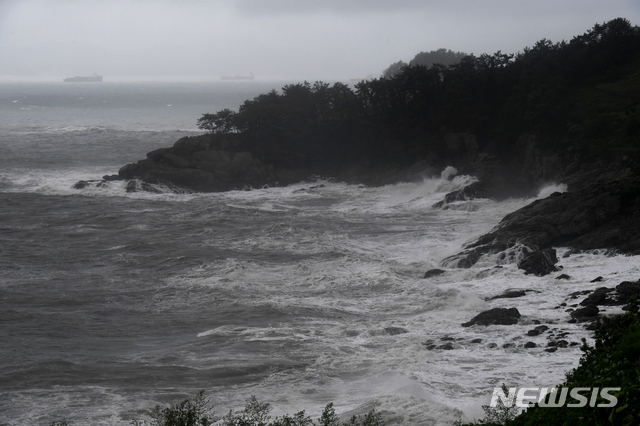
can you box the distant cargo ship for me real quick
[221,72,255,80]
[63,74,103,83]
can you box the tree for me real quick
[197,109,238,134]
[409,48,468,68]
[148,390,214,426]
[381,60,407,79]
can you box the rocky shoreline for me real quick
[421,273,640,353]
[75,130,640,276]
[80,131,640,263]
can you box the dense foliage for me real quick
[124,393,382,426]
[381,48,468,78]
[198,18,640,171]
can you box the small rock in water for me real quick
[73,180,91,190]
[423,268,446,279]
[421,339,436,350]
[461,307,521,327]
[568,290,591,299]
[488,290,527,300]
[384,327,408,335]
[555,274,571,280]
[436,343,455,350]
[526,325,549,336]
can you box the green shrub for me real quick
[131,393,382,426]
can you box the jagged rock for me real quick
[517,248,559,276]
[591,276,604,282]
[441,177,640,269]
[117,134,289,192]
[461,307,521,327]
[580,287,617,306]
[423,268,446,278]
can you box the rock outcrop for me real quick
[116,134,289,192]
[442,176,640,269]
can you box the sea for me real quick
[1,79,639,426]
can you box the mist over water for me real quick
[1,82,639,426]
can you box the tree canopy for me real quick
[198,18,640,170]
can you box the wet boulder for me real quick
[461,307,521,327]
[488,290,528,300]
[570,305,600,320]
[441,177,640,269]
[527,325,549,336]
[616,279,640,303]
[579,287,617,306]
[423,268,446,278]
[517,248,559,276]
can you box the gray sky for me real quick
[1,0,639,80]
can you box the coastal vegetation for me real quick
[382,48,469,79]
[129,394,382,426]
[196,18,640,174]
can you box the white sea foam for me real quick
[536,182,568,199]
